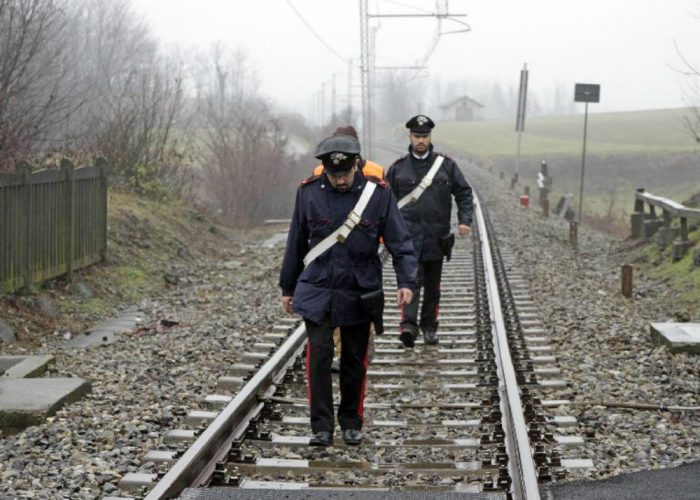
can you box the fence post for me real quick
[61,159,75,282]
[630,189,645,239]
[96,157,109,262]
[621,264,633,298]
[672,217,692,261]
[17,162,32,293]
[569,221,578,249]
[644,204,660,238]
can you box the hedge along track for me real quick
[117,195,593,500]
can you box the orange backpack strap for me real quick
[365,175,387,188]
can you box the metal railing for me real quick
[630,189,700,261]
[0,158,108,293]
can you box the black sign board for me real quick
[574,83,600,103]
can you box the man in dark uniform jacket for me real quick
[386,114,473,347]
[280,133,417,447]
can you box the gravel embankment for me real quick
[0,230,287,498]
[0,164,698,498]
[467,163,699,481]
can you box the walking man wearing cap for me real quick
[386,115,473,348]
[313,125,384,179]
[280,132,417,447]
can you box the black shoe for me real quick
[399,329,416,348]
[342,429,363,446]
[423,328,439,345]
[309,431,333,447]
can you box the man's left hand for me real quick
[458,224,471,236]
[396,288,413,306]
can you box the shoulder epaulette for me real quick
[365,175,387,188]
[390,154,408,167]
[300,174,321,186]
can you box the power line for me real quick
[379,0,432,14]
[285,0,347,62]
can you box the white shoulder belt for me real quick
[397,155,444,209]
[303,181,378,267]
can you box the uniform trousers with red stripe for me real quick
[304,318,370,434]
[400,259,443,334]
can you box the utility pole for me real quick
[514,63,529,189]
[358,1,469,159]
[331,73,339,122]
[321,81,329,127]
[359,0,372,157]
[347,58,353,122]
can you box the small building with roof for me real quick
[439,95,484,122]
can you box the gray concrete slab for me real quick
[263,231,289,248]
[0,355,54,378]
[544,460,700,500]
[650,322,700,354]
[63,306,144,348]
[0,377,91,430]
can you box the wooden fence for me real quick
[0,158,108,294]
[630,188,700,261]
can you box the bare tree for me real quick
[0,0,89,170]
[676,47,700,143]
[66,0,191,198]
[674,8,700,143]
[195,45,302,225]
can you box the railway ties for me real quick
[122,198,593,500]
[215,239,588,495]
[217,244,499,494]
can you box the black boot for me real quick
[309,431,333,446]
[399,329,416,348]
[342,429,363,445]
[423,327,439,345]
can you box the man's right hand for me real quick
[281,296,293,314]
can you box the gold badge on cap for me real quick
[416,115,428,126]
[330,152,348,165]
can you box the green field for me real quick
[435,108,699,160]
[413,108,699,237]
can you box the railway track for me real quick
[116,195,593,500]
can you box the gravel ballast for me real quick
[0,166,698,497]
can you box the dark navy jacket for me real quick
[386,145,473,262]
[279,170,417,327]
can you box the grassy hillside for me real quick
[435,108,699,159]
[420,108,699,237]
[0,191,267,345]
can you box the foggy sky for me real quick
[133,0,700,118]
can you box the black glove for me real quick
[439,233,455,261]
[360,289,385,335]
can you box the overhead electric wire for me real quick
[379,0,433,14]
[285,0,347,62]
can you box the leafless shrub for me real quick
[674,8,700,145]
[0,0,88,170]
[195,45,303,226]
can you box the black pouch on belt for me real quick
[439,232,456,261]
[360,289,385,335]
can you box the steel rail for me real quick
[145,323,307,499]
[475,195,541,500]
